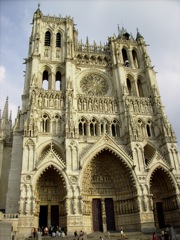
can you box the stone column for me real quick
[101,198,107,232]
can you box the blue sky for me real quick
[0,0,180,149]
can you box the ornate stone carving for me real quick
[80,74,108,96]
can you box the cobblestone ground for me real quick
[26,232,153,240]
[87,232,152,240]
[26,231,180,240]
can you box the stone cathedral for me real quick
[0,6,180,239]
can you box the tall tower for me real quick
[2,6,180,238]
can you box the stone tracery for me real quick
[80,74,108,96]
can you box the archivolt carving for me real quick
[35,165,66,204]
[82,150,136,196]
[150,167,176,200]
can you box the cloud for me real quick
[0,66,6,83]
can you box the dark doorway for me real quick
[92,199,103,231]
[156,202,165,228]
[39,205,48,228]
[105,198,116,231]
[51,205,59,227]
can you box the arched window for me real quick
[126,78,132,95]
[52,115,61,134]
[122,48,129,66]
[112,125,116,137]
[137,79,144,97]
[90,118,98,136]
[42,114,50,132]
[42,70,49,90]
[111,119,120,137]
[79,118,86,136]
[56,33,61,47]
[105,124,108,134]
[56,71,61,90]
[44,31,51,46]
[146,121,154,137]
[132,50,139,68]
[100,123,103,135]
[147,124,151,137]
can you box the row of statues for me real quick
[78,97,118,113]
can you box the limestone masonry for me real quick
[0,6,180,239]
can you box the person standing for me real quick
[120,227,126,239]
[153,232,157,240]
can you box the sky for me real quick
[0,0,180,149]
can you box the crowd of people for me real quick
[32,226,66,238]
[31,225,176,240]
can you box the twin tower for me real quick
[0,6,180,239]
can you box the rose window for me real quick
[80,74,108,96]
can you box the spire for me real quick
[86,36,89,45]
[2,97,9,120]
[117,24,120,38]
[9,110,12,121]
[34,3,43,16]
[0,97,12,139]
[136,28,144,40]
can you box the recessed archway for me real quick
[150,167,177,228]
[81,149,138,232]
[35,165,67,231]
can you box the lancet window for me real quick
[122,48,129,66]
[132,50,139,68]
[90,118,98,136]
[44,31,51,46]
[111,119,120,137]
[56,71,61,90]
[78,117,120,138]
[52,114,61,134]
[79,118,87,136]
[137,79,144,97]
[146,121,154,138]
[42,114,50,132]
[127,78,132,95]
[56,33,61,47]
[42,70,49,90]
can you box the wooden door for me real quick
[39,205,48,228]
[105,198,116,231]
[51,205,59,227]
[156,202,165,228]
[92,199,103,231]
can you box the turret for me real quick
[0,97,12,141]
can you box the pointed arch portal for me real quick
[82,149,138,232]
[150,167,177,228]
[35,165,67,229]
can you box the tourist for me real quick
[32,228,37,238]
[120,227,126,239]
[74,230,78,240]
[79,230,84,240]
[153,232,157,240]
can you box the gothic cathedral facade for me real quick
[0,6,180,238]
